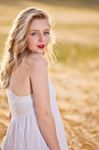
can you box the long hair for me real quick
[0,7,56,89]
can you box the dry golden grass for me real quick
[50,61,99,150]
[0,61,99,150]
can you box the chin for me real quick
[39,52,45,54]
[38,49,45,54]
[32,48,45,54]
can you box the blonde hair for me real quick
[0,7,56,89]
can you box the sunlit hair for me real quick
[0,7,56,89]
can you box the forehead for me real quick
[28,19,50,31]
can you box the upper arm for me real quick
[28,54,52,118]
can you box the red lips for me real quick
[37,44,45,49]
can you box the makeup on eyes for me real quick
[30,31,50,36]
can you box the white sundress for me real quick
[1,78,68,150]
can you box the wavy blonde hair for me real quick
[0,7,56,89]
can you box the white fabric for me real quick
[1,79,68,150]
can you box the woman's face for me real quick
[27,18,51,54]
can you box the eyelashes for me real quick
[31,32,36,36]
[31,32,50,36]
[44,32,50,35]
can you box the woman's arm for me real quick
[28,54,60,150]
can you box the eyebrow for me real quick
[29,29,50,32]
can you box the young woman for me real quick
[0,7,68,150]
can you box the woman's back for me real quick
[9,58,32,97]
[1,55,68,150]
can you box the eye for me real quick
[44,32,50,35]
[31,32,37,36]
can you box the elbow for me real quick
[36,111,53,122]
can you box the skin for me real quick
[27,18,51,54]
[9,18,60,150]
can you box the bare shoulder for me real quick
[25,53,48,73]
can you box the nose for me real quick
[38,33,44,42]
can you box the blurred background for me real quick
[0,0,99,149]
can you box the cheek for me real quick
[27,37,36,46]
[45,36,51,45]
